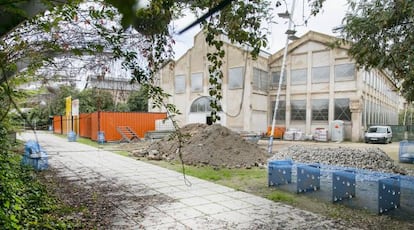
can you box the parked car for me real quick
[364,125,392,144]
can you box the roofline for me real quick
[378,69,399,91]
[174,29,271,61]
[267,30,400,91]
[269,30,350,64]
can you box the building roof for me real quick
[174,29,272,63]
[268,30,400,90]
[269,30,350,64]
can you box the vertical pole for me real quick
[268,0,296,154]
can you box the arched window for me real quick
[190,97,211,113]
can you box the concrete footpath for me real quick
[18,132,354,229]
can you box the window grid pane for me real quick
[253,68,268,91]
[261,70,269,91]
[335,98,351,121]
[271,100,286,123]
[291,100,306,121]
[190,97,211,113]
[191,73,203,92]
[291,69,307,85]
[190,103,197,112]
[175,75,185,93]
[312,66,330,83]
[228,67,244,89]
[253,69,260,90]
[312,99,329,121]
[335,63,355,81]
[271,71,286,89]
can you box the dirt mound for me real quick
[147,123,268,168]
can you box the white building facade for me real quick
[151,31,401,142]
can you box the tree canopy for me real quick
[1,0,327,125]
[338,0,414,101]
[78,88,115,113]
[46,86,115,115]
[127,87,148,112]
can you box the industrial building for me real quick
[151,31,402,142]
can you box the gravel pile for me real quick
[270,144,412,176]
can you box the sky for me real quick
[171,0,349,59]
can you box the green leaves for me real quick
[127,87,148,112]
[0,143,75,228]
[339,0,414,101]
[78,88,115,113]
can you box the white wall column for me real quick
[350,97,363,142]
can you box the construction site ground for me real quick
[18,123,414,229]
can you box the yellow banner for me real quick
[65,96,72,116]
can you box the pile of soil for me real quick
[146,123,268,168]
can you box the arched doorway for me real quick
[188,96,225,124]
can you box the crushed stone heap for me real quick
[147,123,268,168]
[270,144,410,175]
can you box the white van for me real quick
[364,126,392,144]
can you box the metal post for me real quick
[268,0,296,154]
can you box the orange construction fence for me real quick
[53,111,167,142]
[53,115,63,134]
[53,115,75,135]
[79,113,92,138]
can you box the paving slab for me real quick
[18,131,356,229]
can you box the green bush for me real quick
[0,126,76,229]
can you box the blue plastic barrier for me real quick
[399,140,414,163]
[268,160,414,215]
[332,170,356,202]
[297,164,321,193]
[22,140,48,171]
[268,160,293,186]
[378,176,400,214]
[68,131,77,142]
[97,131,105,144]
